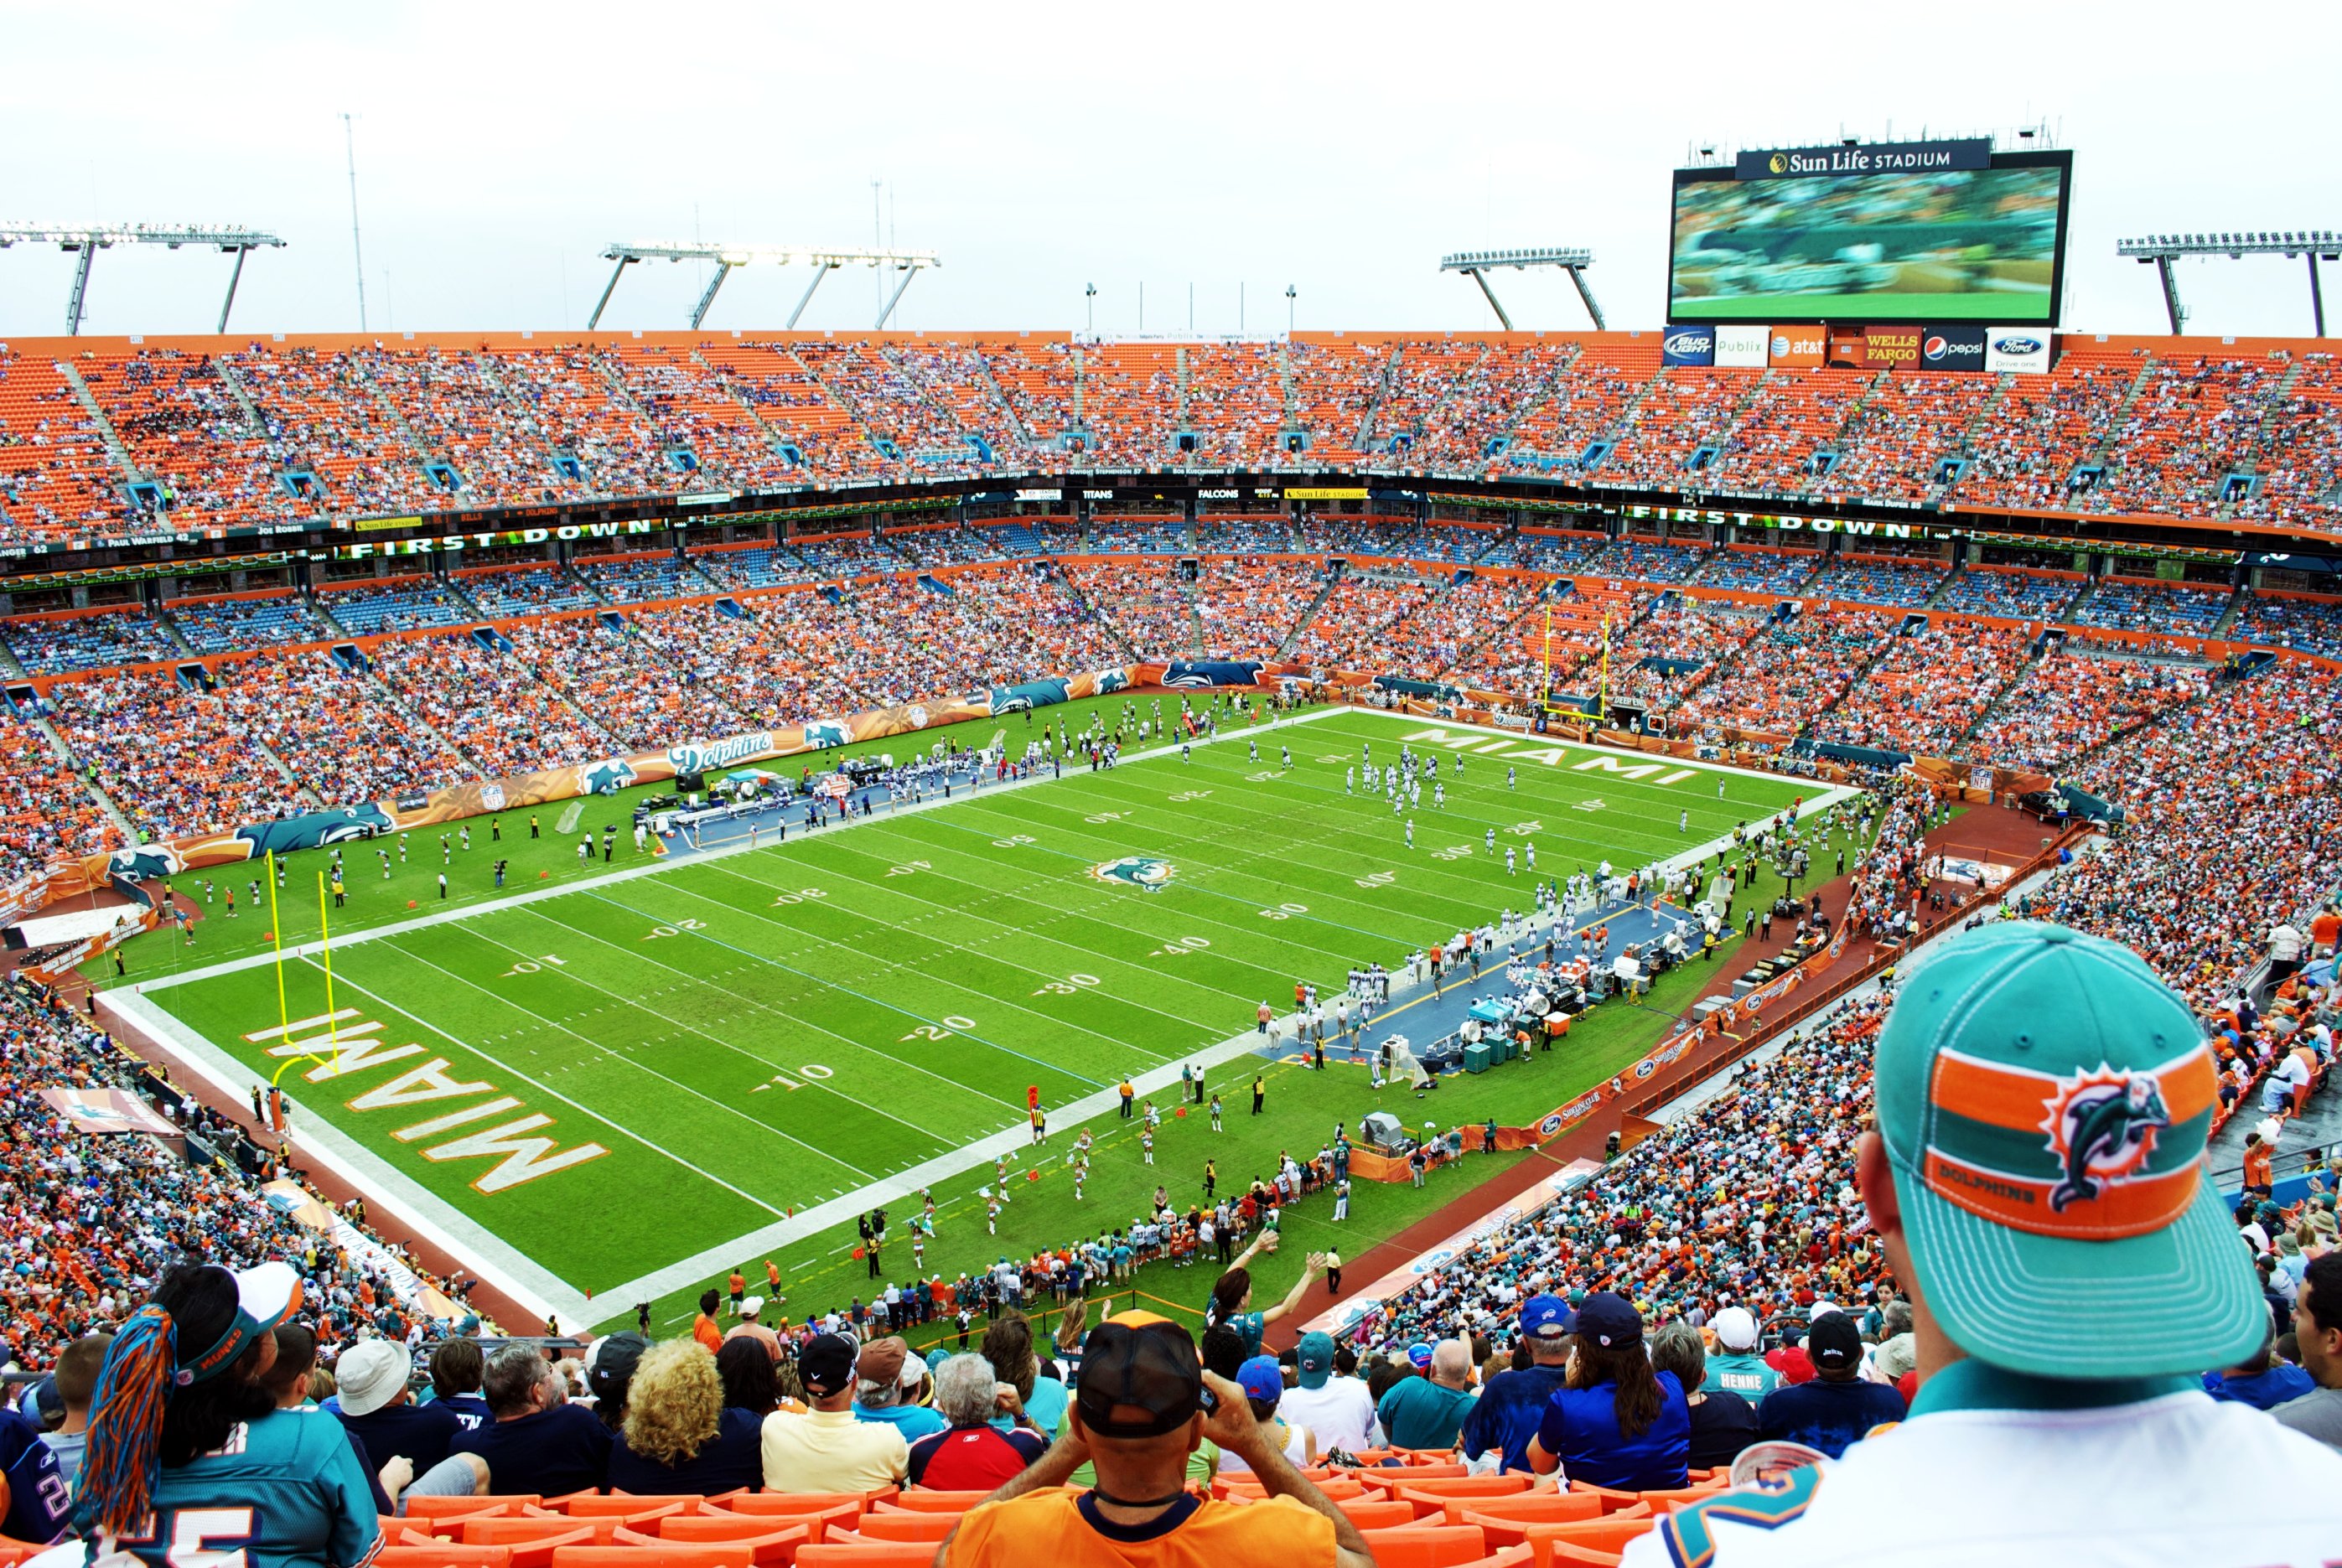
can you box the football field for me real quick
[115,706,1817,1324]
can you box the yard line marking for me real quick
[365,937,871,1182]
[675,859,1231,1062]
[707,844,1288,1027]
[532,890,1045,1120]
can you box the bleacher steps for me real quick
[1794,369,1892,497]
[2084,357,2159,471]
[251,735,326,812]
[438,574,493,622]
[204,358,290,470]
[1931,372,2015,503]
[1352,346,1402,452]
[346,358,433,456]
[356,670,477,772]
[675,554,728,600]
[2209,585,2247,638]
[54,361,148,482]
[1276,344,1301,432]
[153,607,197,656]
[1436,577,1558,681]
[688,349,801,457]
[1274,569,1343,660]
[2217,359,2308,520]
[787,346,874,440]
[310,596,354,641]
[1486,344,1586,468]
[1921,567,1961,610]
[1052,568,1138,665]
[36,715,142,844]
[2059,578,2100,626]
[1403,346,1492,447]
[1174,347,1191,428]
[1603,363,1674,441]
[972,356,1037,452]
[1955,647,2047,753]
[877,345,992,462]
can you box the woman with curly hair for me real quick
[607,1339,763,1494]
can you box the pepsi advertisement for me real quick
[1920,324,1987,372]
[1661,326,1716,367]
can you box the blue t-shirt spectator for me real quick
[2204,1362,2316,1411]
[856,1401,947,1442]
[1532,1371,1692,1491]
[1756,1375,1907,1459]
[1460,1364,1567,1473]
[448,1403,611,1495]
[1377,1375,1479,1452]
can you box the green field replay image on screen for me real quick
[1668,154,2071,324]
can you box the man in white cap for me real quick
[1700,1307,1779,1400]
[725,1296,782,1363]
[333,1338,464,1479]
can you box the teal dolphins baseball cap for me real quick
[1872,921,2264,1379]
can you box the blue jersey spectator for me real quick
[1526,1294,1691,1491]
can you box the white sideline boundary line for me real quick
[112,702,1851,1326]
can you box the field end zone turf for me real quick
[109,708,1835,1323]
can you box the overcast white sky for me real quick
[3,0,2336,341]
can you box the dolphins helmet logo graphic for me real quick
[2041,1067,2170,1212]
[1091,856,1175,892]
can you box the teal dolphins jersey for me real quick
[82,1409,380,1568]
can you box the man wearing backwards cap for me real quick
[759,1331,907,1493]
[1701,1306,1780,1400]
[1276,1329,1381,1457]
[1627,924,2342,1568]
[940,1309,1376,1568]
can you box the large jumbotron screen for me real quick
[1666,151,2073,325]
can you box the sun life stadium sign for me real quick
[1733,137,1992,181]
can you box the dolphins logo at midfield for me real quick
[1091,856,1175,893]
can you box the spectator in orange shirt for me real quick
[692,1289,726,1356]
[2311,903,2341,959]
[2243,1133,2275,1199]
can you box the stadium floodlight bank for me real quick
[0,222,286,334]
[1440,248,1604,330]
[2116,231,2339,335]
[589,241,942,330]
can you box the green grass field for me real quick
[111,701,1841,1333]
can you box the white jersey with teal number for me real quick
[1621,1369,2342,1568]
[83,1408,379,1568]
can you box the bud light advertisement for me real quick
[1661,327,1716,367]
